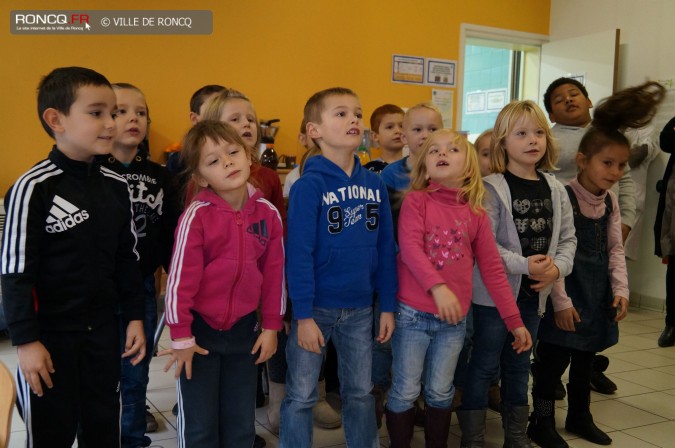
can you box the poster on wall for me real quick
[466,91,486,114]
[486,89,507,111]
[392,55,424,84]
[432,89,453,128]
[426,59,456,87]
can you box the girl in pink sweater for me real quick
[160,120,285,448]
[385,129,531,448]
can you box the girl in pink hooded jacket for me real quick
[160,120,285,448]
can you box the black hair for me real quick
[543,77,589,113]
[189,84,226,114]
[37,66,111,138]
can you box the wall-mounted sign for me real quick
[486,89,507,111]
[466,91,486,113]
[392,55,424,84]
[427,59,456,87]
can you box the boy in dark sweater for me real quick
[1,66,145,447]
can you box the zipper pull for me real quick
[235,211,243,225]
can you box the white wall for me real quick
[550,0,675,307]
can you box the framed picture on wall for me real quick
[466,91,486,113]
[486,89,507,111]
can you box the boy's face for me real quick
[49,85,117,162]
[548,83,593,126]
[113,88,148,150]
[219,98,258,149]
[308,94,363,152]
[374,113,404,152]
[402,108,443,158]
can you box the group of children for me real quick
[0,65,666,448]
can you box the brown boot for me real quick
[424,406,452,448]
[266,381,285,434]
[385,407,416,448]
[313,379,342,429]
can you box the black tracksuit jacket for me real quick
[1,146,144,346]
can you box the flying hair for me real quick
[579,81,666,158]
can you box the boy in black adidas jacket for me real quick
[0,67,146,448]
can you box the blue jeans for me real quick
[280,306,378,448]
[386,302,465,413]
[461,300,540,410]
[120,274,157,448]
[372,294,392,390]
[453,306,474,389]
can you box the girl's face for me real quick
[502,116,546,177]
[194,137,251,201]
[219,98,258,148]
[424,132,467,189]
[576,143,629,195]
[474,135,492,177]
[113,88,148,150]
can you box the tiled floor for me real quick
[2,307,675,447]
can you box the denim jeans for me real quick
[453,306,474,389]
[372,294,393,390]
[386,302,466,413]
[280,306,378,448]
[120,274,157,448]
[461,300,540,410]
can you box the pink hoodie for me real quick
[165,184,285,339]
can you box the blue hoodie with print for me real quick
[286,154,398,319]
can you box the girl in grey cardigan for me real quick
[457,101,576,448]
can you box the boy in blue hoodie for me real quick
[279,87,398,448]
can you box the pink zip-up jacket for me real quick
[397,183,524,331]
[165,184,285,340]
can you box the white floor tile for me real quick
[3,307,675,447]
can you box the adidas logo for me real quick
[246,219,268,246]
[45,195,89,233]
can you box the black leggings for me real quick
[532,340,594,401]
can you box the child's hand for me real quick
[297,318,324,354]
[510,327,532,354]
[527,255,554,276]
[554,307,581,332]
[122,319,146,366]
[529,263,560,292]
[376,312,395,344]
[252,329,278,364]
[613,296,629,321]
[158,341,209,380]
[430,284,463,324]
[17,341,55,397]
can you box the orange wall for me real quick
[0,0,550,193]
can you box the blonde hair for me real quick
[201,89,261,149]
[490,100,558,174]
[403,102,443,127]
[409,129,485,213]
